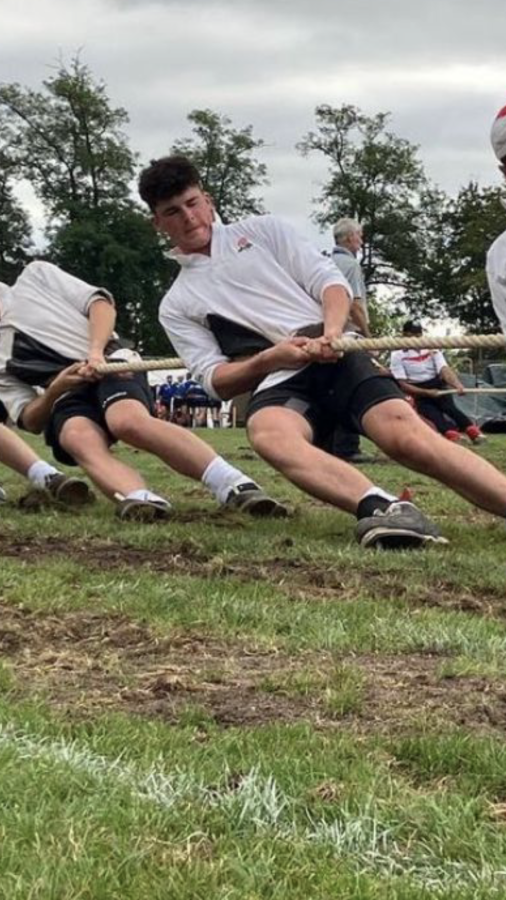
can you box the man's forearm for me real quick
[211,339,311,400]
[440,366,463,391]
[88,299,116,358]
[349,299,371,338]
[212,351,280,400]
[322,285,352,338]
[397,380,435,398]
[20,383,68,433]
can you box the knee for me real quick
[249,425,289,465]
[107,414,146,445]
[59,420,93,459]
[383,413,443,466]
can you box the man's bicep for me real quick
[250,215,349,300]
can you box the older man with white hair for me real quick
[332,218,371,340]
[330,217,373,463]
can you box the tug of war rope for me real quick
[95,333,506,395]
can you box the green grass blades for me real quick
[1,429,506,897]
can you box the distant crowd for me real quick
[153,374,226,428]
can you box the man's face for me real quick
[348,228,363,255]
[154,186,214,254]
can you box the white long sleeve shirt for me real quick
[487,229,506,335]
[159,214,352,398]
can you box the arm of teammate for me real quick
[211,338,312,400]
[160,300,313,401]
[80,297,117,376]
[243,215,354,313]
[349,299,372,338]
[302,284,352,362]
[19,364,91,433]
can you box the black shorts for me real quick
[45,373,154,466]
[0,401,8,425]
[246,351,404,446]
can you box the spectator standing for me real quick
[330,218,373,462]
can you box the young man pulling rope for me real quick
[138,155,506,548]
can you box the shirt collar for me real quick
[332,245,354,258]
[169,221,223,267]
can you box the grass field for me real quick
[2,428,506,898]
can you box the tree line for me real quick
[1,59,504,353]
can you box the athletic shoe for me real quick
[224,482,289,517]
[0,486,6,503]
[355,501,447,549]
[116,497,172,522]
[444,429,462,442]
[466,425,486,444]
[45,473,94,507]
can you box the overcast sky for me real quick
[1,0,506,247]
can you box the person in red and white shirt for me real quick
[389,321,484,443]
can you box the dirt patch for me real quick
[0,601,316,726]
[353,654,506,734]
[1,601,506,735]
[0,532,504,618]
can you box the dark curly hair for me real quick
[138,156,202,212]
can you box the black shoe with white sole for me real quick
[45,474,94,507]
[116,497,172,522]
[355,501,447,549]
[224,482,289,518]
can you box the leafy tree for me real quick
[0,59,176,350]
[0,150,32,283]
[298,104,429,291]
[49,209,177,354]
[409,183,506,333]
[0,58,135,222]
[171,108,268,222]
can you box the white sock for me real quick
[359,486,398,504]
[27,460,59,489]
[201,456,255,505]
[124,489,171,507]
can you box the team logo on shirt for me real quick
[236,237,253,252]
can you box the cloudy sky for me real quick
[1,0,505,247]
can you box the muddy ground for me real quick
[1,530,506,735]
[0,531,503,616]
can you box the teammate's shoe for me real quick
[224,482,289,517]
[356,501,447,549]
[116,497,172,522]
[45,473,94,507]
